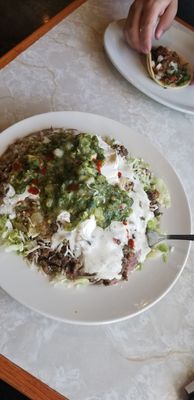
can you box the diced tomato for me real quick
[95,159,102,174]
[128,238,135,249]
[40,167,47,176]
[113,238,121,245]
[28,186,39,195]
[118,171,122,178]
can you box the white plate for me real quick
[104,20,194,114]
[0,112,191,325]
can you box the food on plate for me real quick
[147,45,193,88]
[0,128,170,285]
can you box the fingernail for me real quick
[142,46,150,54]
[156,30,163,39]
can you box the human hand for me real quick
[124,0,178,54]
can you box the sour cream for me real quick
[51,138,153,281]
[57,211,71,224]
[97,136,119,184]
[97,139,153,262]
[0,184,39,219]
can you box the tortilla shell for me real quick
[147,48,193,89]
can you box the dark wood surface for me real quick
[177,0,194,27]
[0,355,68,400]
[0,0,193,69]
[0,0,76,57]
[176,16,194,32]
[0,0,86,69]
[0,379,30,400]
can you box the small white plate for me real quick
[104,20,194,114]
[0,112,191,325]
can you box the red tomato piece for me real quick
[40,167,47,175]
[95,159,102,173]
[28,186,39,195]
[128,238,135,249]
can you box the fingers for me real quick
[139,2,166,53]
[124,0,178,54]
[155,0,178,39]
[124,0,144,53]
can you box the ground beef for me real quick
[121,245,139,280]
[146,189,159,203]
[152,46,179,64]
[101,279,119,286]
[27,241,137,285]
[146,189,160,215]
[112,143,128,157]
[27,244,97,281]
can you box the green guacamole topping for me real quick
[9,130,133,229]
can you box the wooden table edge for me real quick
[0,0,87,69]
[175,16,194,32]
[0,354,69,400]
[1,10,194,70]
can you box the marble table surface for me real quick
[1,1,194,399]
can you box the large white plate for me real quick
[0,112,191,325]
[104,20,194,114]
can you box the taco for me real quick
[147,45,193,88]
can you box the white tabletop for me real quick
[1,1,194,399]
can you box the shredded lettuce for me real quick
[128,157,153,189]
[127,158,171,209]
[147,242,170,262]
[0,215,11,241]
[136,263,143,271]
[0,215,8,232]
[53,275,90,287]
[147,217,160,232]
[0,215,33,254]
[152,178,171,208]
[156,242,170,262]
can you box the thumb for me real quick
[155,3,177,39]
